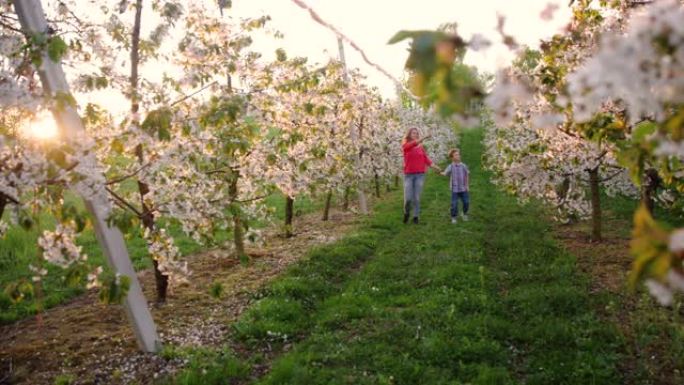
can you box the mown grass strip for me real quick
[161,191,404,384]
[232,229,384,346]
[251,129,622,385]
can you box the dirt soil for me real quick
[553,211,681,385]
[0,208,361,385]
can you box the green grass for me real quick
[232,223,383,345]
[0,209,200,323]
[166,128,625,384]
[603,189,684,231]
[158,347,251,385]
[265,193,323,221]
[245,128,622,384]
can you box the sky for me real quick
[226,0,573,99]
[31,0,574,138]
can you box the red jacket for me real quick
[402,140,433,174]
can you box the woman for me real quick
[402,127,440,224]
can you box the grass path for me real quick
[182,128,625,385]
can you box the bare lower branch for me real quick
[105,186,142,217]
[170,80,218,107]
[600,169,624,182]
[234,194,269,203]
[106,161,152,185]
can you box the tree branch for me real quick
[206,167,231,175]
[594,150,609,163]
[105,186,142,216]
[234,194,269,204]
[106,161,152,185]
[0,17,23,34]
[170,80,218,107]
[44,161,80,185]
[0,191,20,205]
[600,169,624,183]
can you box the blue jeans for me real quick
[403,173,425,218]
[451,191,470,218]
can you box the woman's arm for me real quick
[403,135,431,151]
[425,155,442,173]
[402,140,418,151]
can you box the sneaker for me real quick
[403,212,410,224]
[451,217,457,224]
[462,214,469,221]
[412,217,419,224]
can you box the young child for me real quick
[441,149,470,224]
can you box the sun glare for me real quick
[24,111,59,141]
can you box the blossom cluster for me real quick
[485,0,684,304]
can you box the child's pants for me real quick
[403,173,425,218]
[451,191,470,218]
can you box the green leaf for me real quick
[99,273,131,305]
[61,202,88,233]
[629,205,672,288]
[632,121,657,143]
[106,209,138,233]
[141,108,173,141]
[55,91,77,111]
[64,264,89,288]
[4,279,34,303]
[388,30,412,45]
[158,126,171,141]
[111,138,125,154]
[47,147,69,168]
[266,127,282,140]
[47,36,68,62]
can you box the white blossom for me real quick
[646,279,674,306]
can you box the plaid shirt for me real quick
[443,163,469,193]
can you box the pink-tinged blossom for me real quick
[37,224,86,269]
[646,279,674,306]
[485,70,534,127]
[669,228,684,254]
[540,3,560,21]
[667,270,684,292]
[567,0,684,124]
[468,34,491,51]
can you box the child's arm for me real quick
[465,166,470,191]
[441,164,451,176]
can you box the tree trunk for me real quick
[130,0,142,115]
[394,175,399,189]
[386,182,391,193]
[374,172,381,198]
[140,199,168,302]
[588,168,602,242]
[322,190,333,221]
[641,168,660,216]
[355,119,368,214]
[343,187,350,211]
[233,215,245,259]
[0,194,6,220]
[228,173,245,259]
[285,196,294,237]
[131,0,167,303]
[151,259,168,303]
